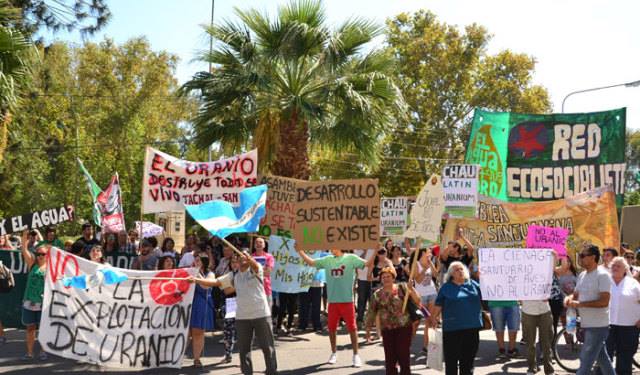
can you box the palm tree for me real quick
[181,0,405,179]
[0,0,35,161]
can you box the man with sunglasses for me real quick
[565,244,614,375]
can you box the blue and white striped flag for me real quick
[185,184,268,239]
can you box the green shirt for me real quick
[23,265,45,306]
[36,239,64,249]
[487,300,518,308]
[315,254,365,303]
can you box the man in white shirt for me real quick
[565,244,614,375]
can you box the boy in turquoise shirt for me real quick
[297,248,365,368]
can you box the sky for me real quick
[42,0,640,130]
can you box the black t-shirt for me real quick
[442,254,474,271]
[394,259,408,282]
[71,237,99,256]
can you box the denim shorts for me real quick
[489,305,520,332]
[21,307,42,326]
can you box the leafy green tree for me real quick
[181,0,405,180]
[0,38,193,228]
[317,10,551,196]
[0,0,37,162]
[625,130,640,205]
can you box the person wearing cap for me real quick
[297,248,366,368]
[565,244,614,375]
[365,266,420,375]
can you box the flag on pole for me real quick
[185,184,268,239]
[77,158,102,226]
[97,173,126,233]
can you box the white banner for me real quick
[380,197,409,236]
[478,248,554,301]
[39,247,197,369]
[141,147,258,214]
[442,164,478,218]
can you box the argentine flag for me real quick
[185,184,268,239]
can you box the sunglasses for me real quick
[35,253,47,257]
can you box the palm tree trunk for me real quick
[0,111,11,163]
[272,109,310,179]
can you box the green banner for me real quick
[0,250,136,328]
[465,108,626,205]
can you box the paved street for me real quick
[3,323,632,375]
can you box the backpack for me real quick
[0,260,15,293]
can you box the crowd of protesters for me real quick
[1,223,640,375]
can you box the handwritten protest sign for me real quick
[39,247,196,369]
[442,164,479,218]
[479,248,554,300]
[294,179,380,251]
[526,225,569,258]
[141,147,258,214]
[443,186,620,261]
[270,235,315,293]
[380,197,409,236]
[403,175,444,241]
[258,174,301,238]
[0,205,74,236]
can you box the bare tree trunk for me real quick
[272,110,310,180]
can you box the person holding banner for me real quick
[71,223,98,256]
[439,228,474,273]
[365,266,420,375]
[188,252,216,368]
[190,250,277,375]
[429,261,483,375]
[297,248,366,368]
[19,231,48,360]
[413,248,439,353]
[87,245,106,264]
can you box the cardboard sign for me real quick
[479,248,554,300]
[258,174,301,238]
[270,235,315,293]
[380,197,409,236]
[141,147,258,214]
[294,179,380,251]
[403,175,444,241]
[0,205,74,236]
[621,205,640,250]
[443,186,620,261]
[39,248,197,369]
[442,164,479,218]
[526,225,569,258]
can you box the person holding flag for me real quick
[296,247,366,368]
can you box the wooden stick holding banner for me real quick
[402,236,421,312]
[220,236,246,257]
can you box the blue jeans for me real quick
[577,326,615,375]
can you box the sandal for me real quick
[194,359,203,368]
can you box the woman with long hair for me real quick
[19,231,48,360]
[101,232,119,256]
[189,252,216,367]
[553,256,578,334]
[389,245,408,282]
[87,245,106,264]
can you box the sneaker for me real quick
[38,352,48,360]
[327,352,337,364]
[508,348,520,358]
[22,353,33,360]
[421,346,428,354]
[224,354,232,363]
[497,348,508,360]
[352,354,362,368]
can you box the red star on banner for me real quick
[510,126,545,158]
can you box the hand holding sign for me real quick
[526,225,569,258]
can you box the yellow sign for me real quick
[443,186,620,260]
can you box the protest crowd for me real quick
[0,108,638,375]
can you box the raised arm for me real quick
[458,228,474,257]
[296,248,316,267]
[20,231,35,268]
[189,272,221,288]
